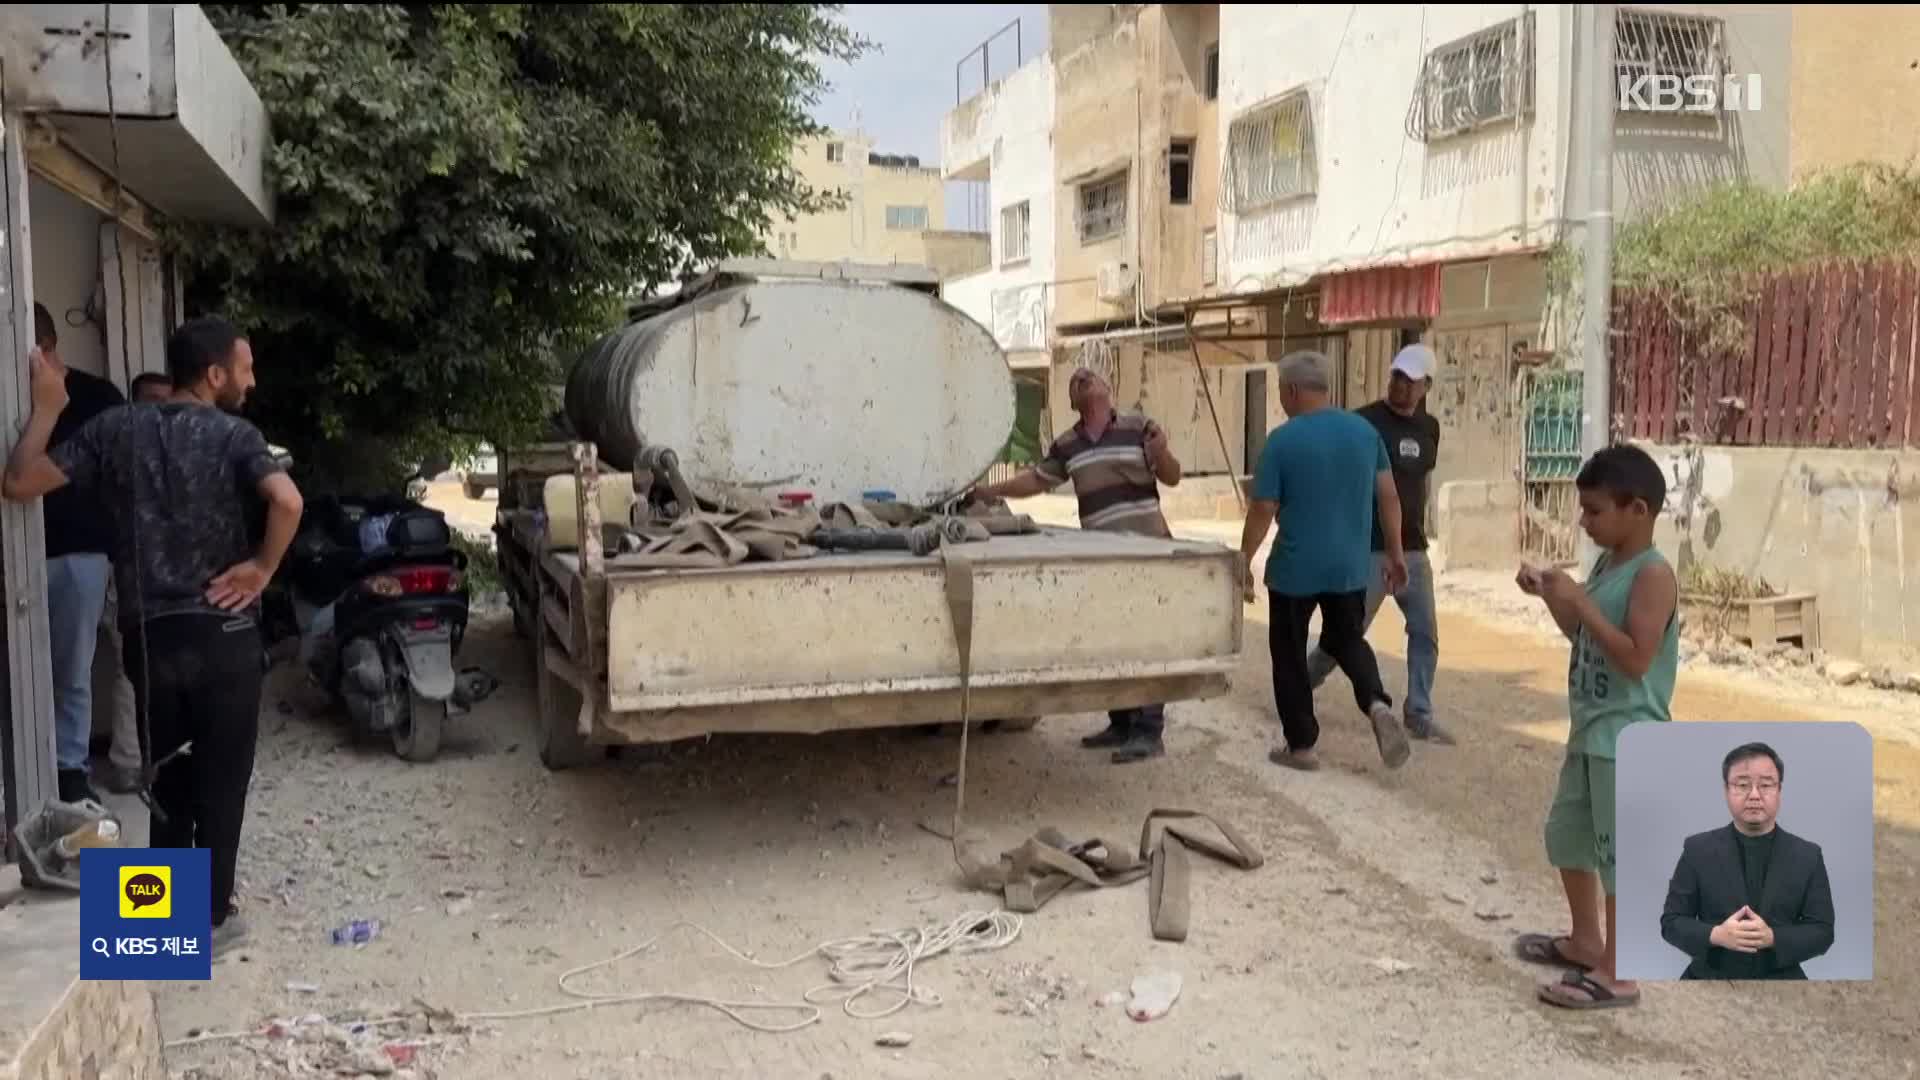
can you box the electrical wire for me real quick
[161,910,1024,1047]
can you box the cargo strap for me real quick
[934,541,1262,942]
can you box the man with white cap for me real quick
[1305,342,1452,744]
[970,366,1182,763]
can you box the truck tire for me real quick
[535,637,596,771]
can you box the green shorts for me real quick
[1544,751,1617,895]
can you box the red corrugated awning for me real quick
[1318,264,1442,326]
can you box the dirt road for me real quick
[161,495,1920,1079]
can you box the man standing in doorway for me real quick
[970,366,1183,763]
[1240,351,1410,772]
[35,302,128,804]
[130,371,172,403]
[1306,343,1452,745]
[97,371,173,793]
[4,315,304,956]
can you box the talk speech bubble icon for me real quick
[124,872,167,911]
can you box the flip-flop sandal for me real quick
[1537,969,1639,1010]
[1513,933,1593,972]
[1267,748,1321,771]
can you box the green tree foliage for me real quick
[174,4,867,485]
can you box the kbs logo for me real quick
[1617,72,1763,113]
[119,865,172,919]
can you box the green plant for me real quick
[451,529,503,596]
[1679,561,1778,640]
[1611,164,1920,354]
[174,4,869,483]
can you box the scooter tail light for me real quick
[391,566,456,595]
[362,566,458,597]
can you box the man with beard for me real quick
[4,315,304,958]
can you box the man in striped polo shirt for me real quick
[970,367,1182,762]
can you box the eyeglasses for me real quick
[1727,780,1779,796]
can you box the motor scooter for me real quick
[279,494,484,761]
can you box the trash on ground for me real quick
[1370,957,1415,976]
[330,919,382,946]
[1126,971,1182,1022]
[875,1031,914,1048]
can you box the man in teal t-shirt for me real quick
[1238,351,1410,773]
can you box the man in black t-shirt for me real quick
[5,316,304,958]
[1305,343,1451,744]
[34,303,127,804]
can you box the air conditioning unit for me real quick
[1096,261,1137,304]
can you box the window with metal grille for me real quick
[826,142,844,163]
[1204,43,1219,102]
[1615,8,1724,114]
[1405,14,1535,142]
[1000,201,1031,265]
[1201,227,1218,287]
[885,205,929,231]
[1222,90,1315,213]
[1169,140,1194,205]
[1078,172,1127,245]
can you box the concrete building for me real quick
[768,130,989,280]
[0,7,276,1072]
[1787,5,1920,179]
[942,57,1058,372]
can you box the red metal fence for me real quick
[1612,259,1920,448]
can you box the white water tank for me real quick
[567,263,1015,507]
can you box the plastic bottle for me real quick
[54,818,121,859]
[330,919,381,946]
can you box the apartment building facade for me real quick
[944,4,1794,514]
[769,130,989,279]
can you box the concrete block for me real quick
[0,894,164,1080]
[1436,481,1487,513]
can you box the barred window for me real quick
[1223,89,1315,213]
[1405,14,1535,142]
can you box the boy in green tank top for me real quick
[1512,445,1679,1010]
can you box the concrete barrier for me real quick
[1433,480,1520,572]
[0,891,165,1080]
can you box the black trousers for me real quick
[1106,703,1166,739]
[1269,590,1391,752]
[122,612,264,926]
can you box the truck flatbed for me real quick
[492,445,1242,768]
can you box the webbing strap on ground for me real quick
[932,540,1262,940]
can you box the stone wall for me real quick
[0,895,166,1080]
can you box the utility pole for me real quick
[1577,3,1617,569]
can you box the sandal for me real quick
[1537,969,1639,1010]
[1513,933,1593,972]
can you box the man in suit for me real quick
[1659,742,1836,979]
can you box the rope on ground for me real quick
[161,910,1022,1048]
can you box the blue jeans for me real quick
[1306,551,1437,724]
[47,553,112,772]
